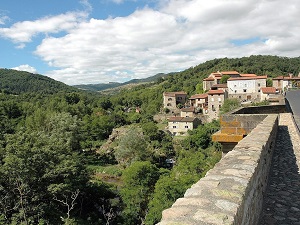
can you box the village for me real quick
[163,70,300,136]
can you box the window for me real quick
[168,98,172,101]
[185,126,189,128]
[212,105,216,111]
[235,90,237,93]
[211,98,214,102]
[258,83,261,87]
[173,126,177,128]
[167,103,172,106]
[218,97,221,102]
[243,89,247,92]
[258,89,261,92]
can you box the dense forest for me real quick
[1,55,300,225]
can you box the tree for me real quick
[120,161,159,225]
[219,98,240,115]
[220,75,230,84]
[266,78,273,87]
[114,127,150,167]
[0,113,89,224]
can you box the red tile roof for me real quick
[203,77,214,81]
[221,71,240,75]
[207,90,224,95]
[163,91,187,97]
[211,84,228,88]
[189,93,208,99]
[261,87,277,94]
[228,75,267,81]
[168,117,196,122]
[240,74,257,77]
[181,107,195,112]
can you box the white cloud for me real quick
[12,64,38,74]
[0,15,9,25]
[0,11,88,43]
[3,0,300,85]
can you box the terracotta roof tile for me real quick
[203,77,214,81]
[181,107,195,112]
[261,87,277,94]
[240,74,257,77]
[228,75,267,81]
[163,91,187,97]
[221,71,240,75]
[207,90,224,95]
[189,93,208,99]
[168,117,196,122]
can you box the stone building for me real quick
[207,89,225,121]
[163,91,187,110]
[167,117,200,136]
[180,107,195,117]
[227,75,267,102]
[189,93,208,114]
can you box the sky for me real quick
[0,0,300,85]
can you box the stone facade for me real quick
[227,76,267,102]
[167,117,200,136]
[163,91,187,110]
[207,89,225,121]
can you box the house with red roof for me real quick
[163,91,187,110]
[227,76,267,102]
[260,87,277,101]
[188,93,208,114]
[272,75,300,92]
[207,89,225,121]
[167,116,201,136]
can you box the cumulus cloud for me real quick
[0,11,88,43]
[12,64,38,74]
[2,0,300,85]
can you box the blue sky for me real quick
[0,0,300,85]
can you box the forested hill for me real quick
[0,68,77,94]
[153,55,300,95]
[74,72,168,92]
[74,55,300,93]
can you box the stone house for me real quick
[180,107,195,117]
[207,89,225,121]
[203,71,240,91]
[260,87,278,101]
[163,91,187,110]
[227,75,267,102]
[189,93,208,114]
[272,75,300,92]
[167,117,200,136]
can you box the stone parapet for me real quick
[157,114,278,225]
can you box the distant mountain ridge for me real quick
[0,68,77,94]
[73,73,170,92]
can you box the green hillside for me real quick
[0,68,77,94]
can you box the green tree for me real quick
[0,113,89,224]
[114,127,150,167]
[220,75,230,84]
[219,98,240,115]
[120,161,159,225]
[266,78,273,87]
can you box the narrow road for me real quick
[260,113,300,224]
[285,90,300,131]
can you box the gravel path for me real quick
[260,113,300,224]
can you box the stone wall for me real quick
[158,114,278,225]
